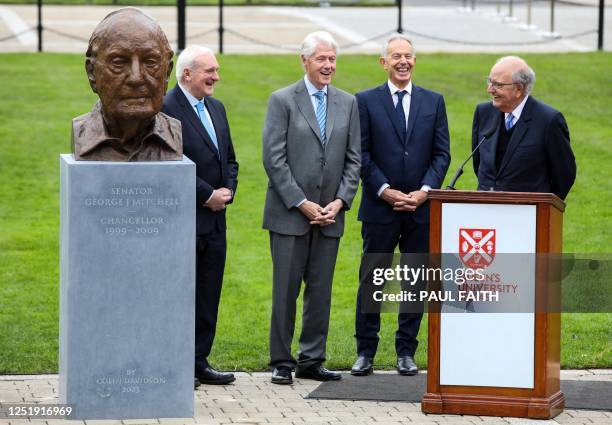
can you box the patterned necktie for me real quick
[313,90,327,145]
[395,90,407,141]
[505,113,515,130]
[196,101,219,153]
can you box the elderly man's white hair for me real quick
[300,31,339,59]
[381,33,415,58]
[176,45,215,82]
[496,55,536,95]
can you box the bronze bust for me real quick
[72,8,182,161]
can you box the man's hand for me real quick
[313,199,344,227]
[204,188,233,212]
[298,201,324,222]
[381,188,412,207]
[393,190,428,212]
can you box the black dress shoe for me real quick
[194,377,201,389]
[397,356,418,376]
[271,366,293,385]
[350,356,373,376]
[295,364,342,381]
[195,366,236,385]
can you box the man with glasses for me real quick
[473,56,576,199]
[163,45,239,387]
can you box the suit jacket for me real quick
[262,79,361,238]
[356,83,451,224]
[162,85,239,235]
[472,96,576,200]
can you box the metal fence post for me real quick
[37,0,42,52]
[521,0,537,30]
[542,0,560,38]
[598,0,604,50]
[550,0,555,34]
[219,0,224,53]
[397,0,403,33]
[177,0,185,53]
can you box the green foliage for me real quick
[0,53,610,373]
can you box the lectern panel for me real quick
[439,203,536,388]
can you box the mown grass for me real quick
[0,52,610,373]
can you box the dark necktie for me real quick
[395,90,407,141]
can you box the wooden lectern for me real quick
[422,189,565,419]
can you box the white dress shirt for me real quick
[506,95,529,125]
[304,75,328,113]
[377,80,430,197]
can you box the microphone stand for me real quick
[447,119,499,190]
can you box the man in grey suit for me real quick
[262,31,361,385]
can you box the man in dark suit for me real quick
[162,45,238,386]
[262,31,361,385]
[473,56,576,200]
[352,34,450,377]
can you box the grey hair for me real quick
[300,31,339,59]
[176,45,215,82]
[496,55,536,94]
[381,33,415,58]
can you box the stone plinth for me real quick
[59,154,195,419]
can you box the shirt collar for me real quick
[388,80,412,97]
[507,95,529,121]
[178,82,204,108]
[304,75,328,96]
[73,101,181,158]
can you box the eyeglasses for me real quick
[486,78,516,90]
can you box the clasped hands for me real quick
[381,188,428,211]
[204,187,233,212]
[299,199,344,227]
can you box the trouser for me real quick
[355,217,428,358]
[268,228,340,369]
[194,230,226,370]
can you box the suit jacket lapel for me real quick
[175,87,220,161]
[204,98,224,163]
[498,97,532,176]
[324,86,337,146]
[405,85,421,146]
[488,110,503,174]
[294,80,325,146]
[376,83,404,144]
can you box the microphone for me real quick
[446,115,500,190]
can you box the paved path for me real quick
[0,370,611,424]
[0,2,609,53]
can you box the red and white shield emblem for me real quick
[459,228,496,269]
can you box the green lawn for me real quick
[0,53,610,373]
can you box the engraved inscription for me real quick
[95,369,167,398]
[84,185,179,237]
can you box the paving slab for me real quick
[0,372,610,424]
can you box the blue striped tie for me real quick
[505,113,515,130]
[196,101,219,154]
[313,90,327,145]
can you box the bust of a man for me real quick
[72,8,182,161]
